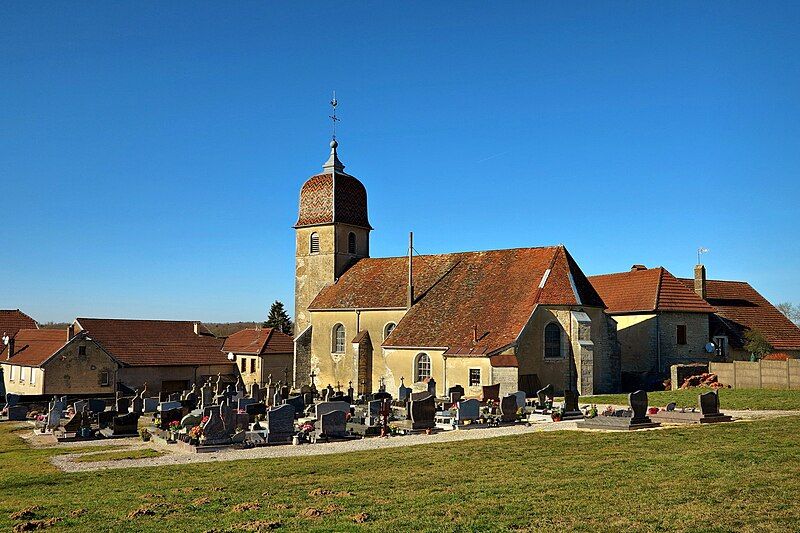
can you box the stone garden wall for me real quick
[709,360,800,390]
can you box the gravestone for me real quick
[448,384,465,403]
[73,400,89,415]
[456,399,480,424]
[536,384,554,409]
[130,394,144,414]
[245,402,267,418]
[158,401,182,412]
[561,389,583,420]
[63,410,84,433]
[264,404,294,443]
[266,385,277,406]
[285,395,305,417]
[426,378,437,396]
[250,382,261,401]
[181,412,202,429]
[482,384,501,403]
[97,410,117,428]
[143,398,159,413]
[201,382,214,408]
[698,391,732,423]
[666,402,677,412]
[511,391,526,409]
[303,392,314,406]
[318,409,347,439]
[159,408,183,430]
[373,391,392,401]
[410,392,436,430]
[116,396,130,413]
[202,408,229,445]
[315,401,350,420]
[238,398,257,411]
[7,405,27,421]
[221,401,237,433]
[109,412,140,436]
[46,401,62,431]
[629,390,651,424]
[398,383,412,402]
[500,394,518,423]
[5,393,20,408]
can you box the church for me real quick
[292,139,621,398]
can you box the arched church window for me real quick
[310,232,320,254]
[332,324,346,353]
[544,322,562,359]
[384,322,396,341]
[348,232,356,254]
[415,353,431,382]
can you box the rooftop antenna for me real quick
[329,91,340,141]
[697,247,709,264]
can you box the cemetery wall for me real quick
[443,356,492,397]
[490,366,519,396]
[708,360,800,390]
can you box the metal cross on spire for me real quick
[329,91,340,140]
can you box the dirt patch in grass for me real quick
[68,509,86,518]
[192,497,211,506]
[308,488,352,497]
[9,507,38,520]
[235,520,282,531]
[71,448,164,463]
[352,512,369,523]
[299,508,324,519]
[127,506,156,519]
[231,501,261,512]
[12,518,60,532]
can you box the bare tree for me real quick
[776,302,800,326]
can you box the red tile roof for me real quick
[678,279,800,351]
[5,329,69,367]
[222,328,294,355]
[314,245,602,355]
[75,318,231,367]
[588,267,716,314]
[0,310,38,338]
[295,172,371,229]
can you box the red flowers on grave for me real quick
[168,420,181,431]
[188,425,203,439]
[300,422,315,433]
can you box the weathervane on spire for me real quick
[329,91,340,141]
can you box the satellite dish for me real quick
[2,335,8,346]
[705,342,716,354]
[227,352,235,361]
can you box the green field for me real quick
[2,415,800,532]
[585,388,800,411]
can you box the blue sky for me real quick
[3,2,799,323]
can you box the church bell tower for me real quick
[293,138,372,335]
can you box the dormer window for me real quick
[310,232,320,254]
[348,232,356,254]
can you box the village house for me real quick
[222,327,294,387]
[73,318,236,395]
[293,140,620,397]
[2,326,119,398]
[589,264,800,389]
[0,309,37,339]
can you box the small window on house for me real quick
[9,365,15,381]
[20,366,27,382]
[310,232,320,254]
[469,368,481,387]
[332,324,346,353]
[544,323,562,359]
[240,358,246,373]
[348,232,356,254]
[30,370,36,385]
[78,345,86,356]
[100,371,110,386]
[250,358,256,373]
[415,353,431,382]
[677,325,687,345]
[384,322,396,340]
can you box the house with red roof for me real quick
[0,309,38,339]
[222,327,294,387]
[2,327,118,398]
[589,263,800,389]
[73,318,236,395]
[293,141,620,397]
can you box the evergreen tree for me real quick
[263,300,293,334]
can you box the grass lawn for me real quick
[585,388,800,411]
[70,448,165,463]
[1,418,800,532]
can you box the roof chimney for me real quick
[631,264,647,271]
[472,324,478,344]
[67,324,75,340]
[7,336,14,360]
[694,264,707,299]
[193,322,200,335]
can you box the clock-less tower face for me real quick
[293,142,371,335]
